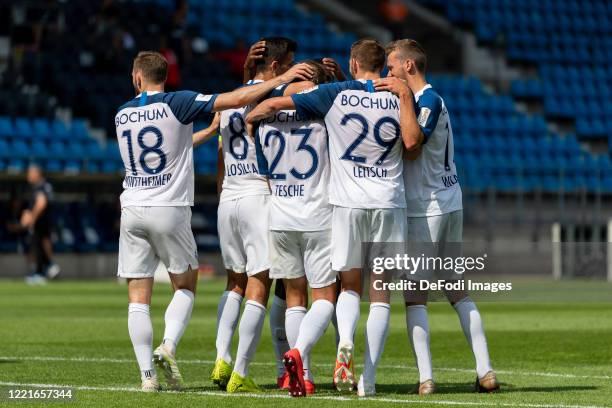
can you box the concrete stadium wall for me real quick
[0,253,225,279]
[0,241,555,279]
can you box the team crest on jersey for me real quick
[418,107,431,127]
[298,86,319,94]
[195,94,213,102]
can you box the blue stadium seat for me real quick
[65,160,82,174]
[52,120,70,141]
[11,140,30,159]
[0,140,9,159]
[6,159,26,173]
[85,140,105,160]
[32,119,52,140]
[49,141,68,160]
[31,140,48,158]
[66,140,86,157]
[46,159,63,173]
[14,118,34,140]
[0,117,13,139]
[71,119,89,139]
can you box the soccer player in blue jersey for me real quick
[246,39,423,397]
[115,51,312,392]
[377,39,499,394]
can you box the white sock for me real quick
[234,300,267,377]
[330,307,340,348]
[162,289,194,355]
[216,290,243,363]
[407,305,433,383]
[363,302,390,384]
[454,298,493,378]
[295,299,334,382]
[128,303,155,380]
[285,306,307,380]
[270,296,289,377]
[285,306,307,347]
[335,290,360,344]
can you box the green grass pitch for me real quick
[0,278,611,407]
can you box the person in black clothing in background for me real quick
[21,164,60,284]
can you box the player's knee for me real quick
[170,268,198,293]
[312,283,338,303]
[227,271,247,295]
[446,290,469,305]
[339,270,362,295]
[128,293,151,304]
[405,300,427,307]
[370,289,390,304]
[404,288,428,305]
[245,273,271,304]
[285,290,307,308]
[128,287,152,304]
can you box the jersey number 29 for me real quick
[340,113,399,165]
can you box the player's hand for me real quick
[20,210,33,228]
[246,121,256,140]
[322,58,346,81]
[280,63,314,83]
[374,77,411,97]
[211,111,221,130]
[245,108,262,125]
[244,40,266,72]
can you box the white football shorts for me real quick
[403,209,464,281]
[117,206,198,278]
[331,206,407,272]
[407,209,463,243]
[269,229,335,288]
[217,194,270,275]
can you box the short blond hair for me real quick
[385,39,427,73]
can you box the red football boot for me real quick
[283,349,307,397]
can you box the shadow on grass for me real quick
[376,382,599,395]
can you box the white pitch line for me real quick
[0,381,608,408]
[1,355,611,381]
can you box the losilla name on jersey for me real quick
[225,162,260,177]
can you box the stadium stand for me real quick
[431,75,612,194]
[0,0,610,255]
[416,0,612,145]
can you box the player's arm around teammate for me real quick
[193,112,220,147]
[212,62,314,111]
